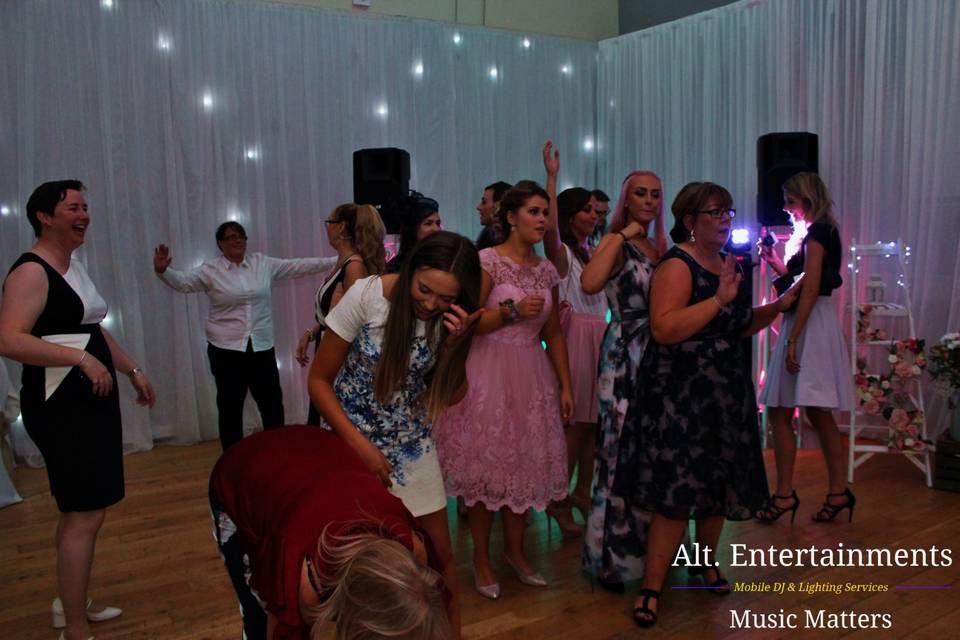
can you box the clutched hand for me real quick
[443,304,483,345]
[515,294,545,319]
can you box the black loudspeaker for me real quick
[757,133,818,226]
[353,148,410,233]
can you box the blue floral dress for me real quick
[323,276,446,517]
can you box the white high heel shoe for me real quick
[52,596,121,628]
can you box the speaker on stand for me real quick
[757,132,819,227]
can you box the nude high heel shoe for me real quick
[52,597,121,628]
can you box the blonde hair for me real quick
[333,203,387,275]
[782,172,838,228]
[307,526,450,640]
[608,171,667,257]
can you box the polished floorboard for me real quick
[1,439,958,639]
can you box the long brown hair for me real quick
[374,231,481,420]
[332,203,387,274]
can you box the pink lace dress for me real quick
[435,248,568,513]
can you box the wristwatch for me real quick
[499,299,519,325]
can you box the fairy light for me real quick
[522,38,531,49]
[452,33,461,44]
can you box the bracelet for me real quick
[77,351,87,366]
[786,338,798,345]
[499,299,519,325]
[712,295,724,309]
[618,231,629,243]
[127,367,143,378]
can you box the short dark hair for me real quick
[26,180,85,238]
[497,180,550,237]
[215,221,247,244]
[591,189,610,203]
[485,181,513,204]
[668,182,733,244]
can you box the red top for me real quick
[209,426,433,639]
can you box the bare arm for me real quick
[649,255,744,345]
[580,233,625,294]
[787,240,823,342]
[474,270,506,335]
[102,328,156,407]
[541,141,568,278]
[540,286,574,422]
[308,330,394,486]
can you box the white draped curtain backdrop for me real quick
[597,0,960,437]
[0,0,596,461]
[2,0,959,462]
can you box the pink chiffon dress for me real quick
[435,248,569,513]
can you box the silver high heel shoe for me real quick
[52,597,121,628]
[473,574,501,600]
[504,555,547,587]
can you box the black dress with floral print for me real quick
[615,246,769,521]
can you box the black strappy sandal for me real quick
[689,564,731,595]
[812,488,856,523]
[632,588,660,628]
[755,490,800,524]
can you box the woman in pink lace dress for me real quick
[435,181,573,600]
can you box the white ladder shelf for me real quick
[845,239,933,487]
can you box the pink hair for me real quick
[608,170,667,257]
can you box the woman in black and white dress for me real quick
[0,181,155,640]
[294,203,386,424]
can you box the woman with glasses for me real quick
[209,426,451,640]
[153,221,337,449]
[757,172,855,524]
[614,182,800,628]
[294,204,386,424]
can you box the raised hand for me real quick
[515,294,546,319]
[542,140,560,177]
[153,244,172,274]
[715,254,743,306]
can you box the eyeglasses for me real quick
[324,219,341,225]
[221,233,247,241]
[697,208,736,219]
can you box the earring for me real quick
[690,229,696,243]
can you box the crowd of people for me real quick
[0,149,857,638]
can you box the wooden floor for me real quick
[1,442,958,639]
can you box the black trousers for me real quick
[210,491,268,639]
[207,341,284,451]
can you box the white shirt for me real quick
[558,244,608,317]
[157,252,337,352]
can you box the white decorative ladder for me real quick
[845,239,933,486]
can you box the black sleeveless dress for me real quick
[306,256,357,425]
[7,253,123,512]
[615,246,768,520]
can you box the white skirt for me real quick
[389,445,447,518]
[761,297,855,411]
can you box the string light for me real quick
[101,0,114,9]
[412,61,424,77]
[157,34,171,52]
[244,147,260,161]
[582,137,594,152]
[375,103,388,118]
[452,33,461,45]
[227,208,242,221]
[522,38,531,49]
[561,65,571,75]
[0,205,10,216]
[201,91,214,111]
[488,66,498,80]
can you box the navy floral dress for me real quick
[615,246,769,521]
[583,241,654,582]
